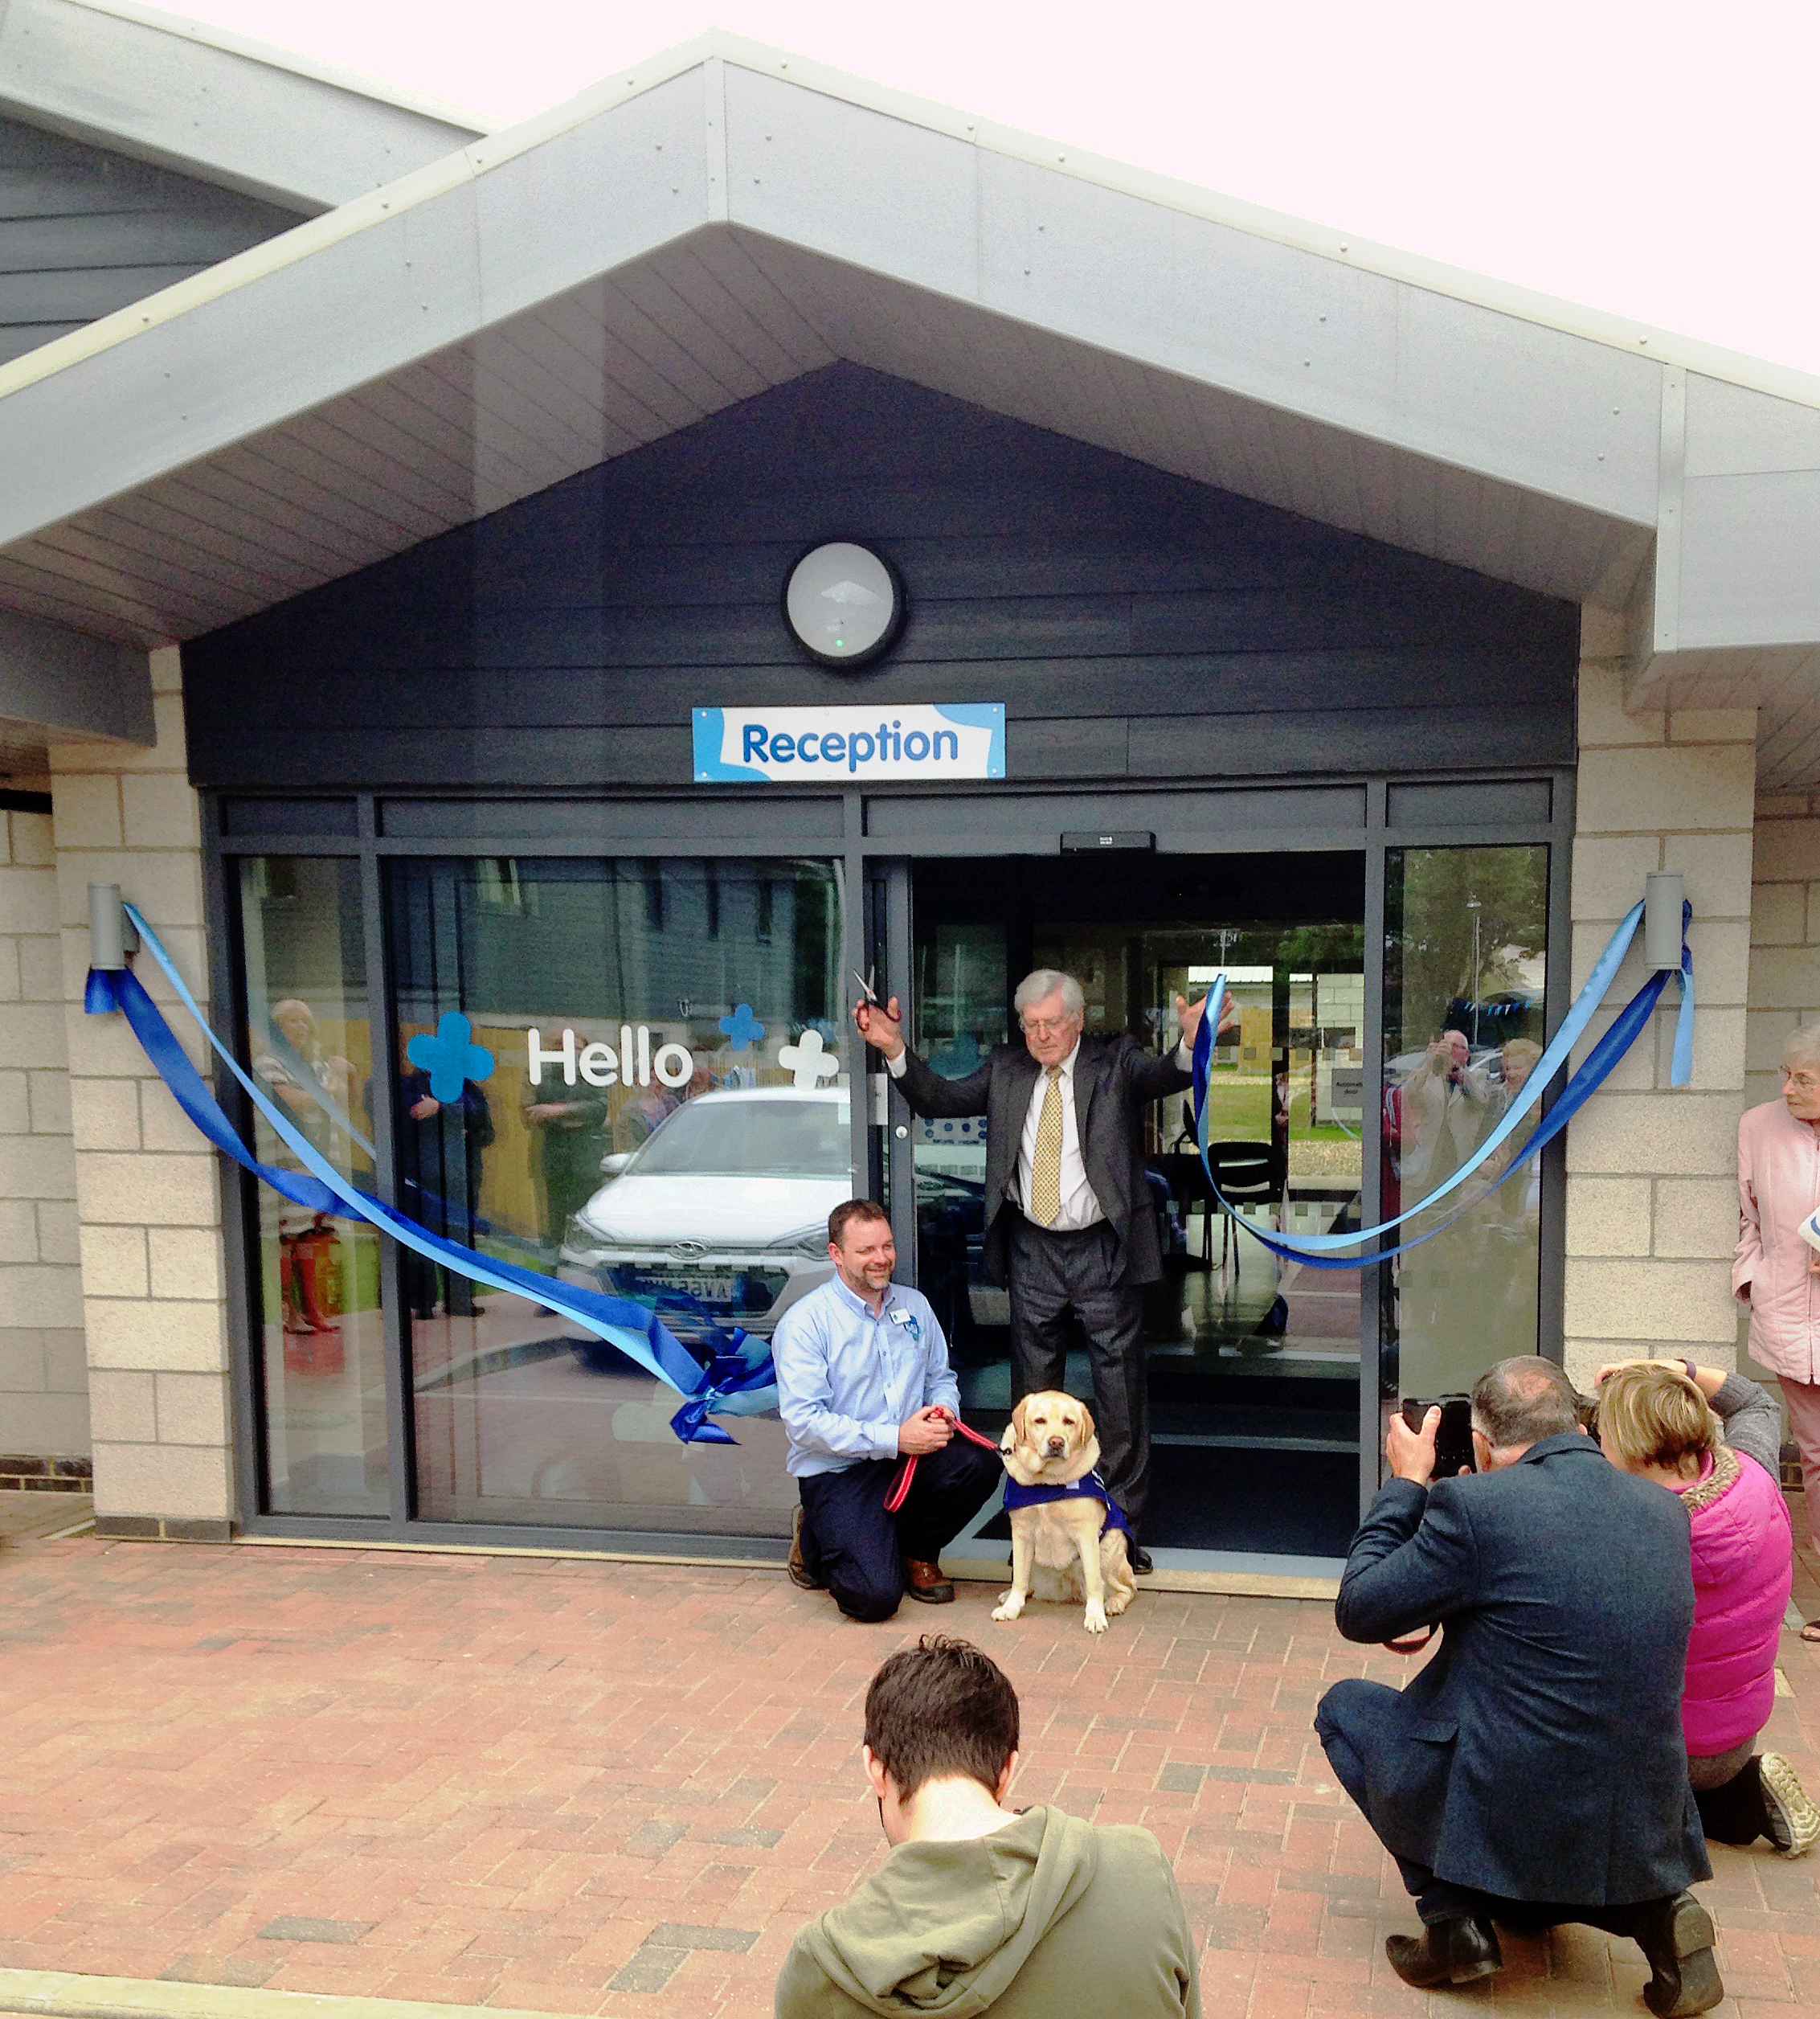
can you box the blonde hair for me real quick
[1597,1362,1718,1473]
[1502,1038,1542,1071]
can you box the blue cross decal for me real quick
[406,1013,495,1102]
[718,1002,767,1049]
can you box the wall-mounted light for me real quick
[783,541,905,668]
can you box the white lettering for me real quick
[621,1025,635,1087]
[527,1027,577,1087]
[637,1025,652,1086]
[578,1041,618,1087]
[652,1042,691,1088]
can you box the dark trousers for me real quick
[1006,1213,1150,1533]
[1319,1689,1682,1935]
[797,1438,1002,1624]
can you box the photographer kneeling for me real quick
[1315,1356,1720,2017]
[1594,1358,1818,1857]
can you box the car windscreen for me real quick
[631,1099,852,1177]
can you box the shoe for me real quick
[1384,1916,1503,1988]
[902,1557,955,1603]
[787,1507,825,1592]
[1131,1545,1154,1575]
[1758,1752,1820,1858]
[1634,1893,1723,2019]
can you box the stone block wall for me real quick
[0,791,88,1476]
[1562,616,1757,1388]
[1745,794,1820,1108]
[48,645,234,1540]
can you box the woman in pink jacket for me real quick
[1596,1360,1817,1857]
[1735,1033,1820,1643]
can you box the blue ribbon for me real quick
[1188,897,1693,1270]
[88,916,777,1444]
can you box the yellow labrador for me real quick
[991,1390,1137,1635]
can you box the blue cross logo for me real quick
[407,1014,495,1102]
[718,1002,767,1049]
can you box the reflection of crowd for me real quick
[252,1000,357,1338]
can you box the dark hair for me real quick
[864,1635,1020,1800]
[1470,1355,1581,1450]
[828,1198,891,1250]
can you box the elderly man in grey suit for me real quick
[855,969,1235,1571]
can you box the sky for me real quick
[153,0,1820,379]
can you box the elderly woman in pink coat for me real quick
[1596,1359,1817,1856]
[1734,1025,1820,1643]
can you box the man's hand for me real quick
[898,1405,954,1456]
[854,993,906,1061]
[1386,1404,1439,1487]
[525,1102,578,1124]
[1176,992,1241,1051]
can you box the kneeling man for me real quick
[773,1199,1001,1622]
[1315,1357,1720,2017]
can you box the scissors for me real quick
[851,966,880,1006]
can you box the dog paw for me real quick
[991,1595,1025,1623]
[1083,1601,1109,1633]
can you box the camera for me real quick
[1400,1394,1477,1478]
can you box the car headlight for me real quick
[565,1209,611,1250]
[765,1222,830,1257]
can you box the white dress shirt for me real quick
[887,1033,1194,1231]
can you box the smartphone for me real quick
[1401,1394,1476,1478]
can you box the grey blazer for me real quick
[892,1034,1191,1286]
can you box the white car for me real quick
[558,1086,853,1341]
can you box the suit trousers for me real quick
[796,1438,1003,1624]
[1005,1211,1151,1534]
[1319,1684,1684,1931]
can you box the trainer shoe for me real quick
[1759,1752,1820,1858]
[787,1506,825,1591]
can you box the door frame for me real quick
[204,767,1573,1549]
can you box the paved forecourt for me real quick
[0,1521,1815,2019]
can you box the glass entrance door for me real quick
[880,850,1369,1567]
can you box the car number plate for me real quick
[620,1267,741,1302]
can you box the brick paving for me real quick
[0,1520,1814,2019]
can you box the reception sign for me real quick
[693,703,1004,782]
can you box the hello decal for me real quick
[526,1023,842,1091]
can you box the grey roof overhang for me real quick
[2,33,1818,777]
[0,0,485,210]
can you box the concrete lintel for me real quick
[0,608,152,744]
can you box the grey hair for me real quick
[1784,1022,1820,1073]
[1013,969,1084,1018]
[1470,1355,1580,1452]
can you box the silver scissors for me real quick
[851,966,880,1005]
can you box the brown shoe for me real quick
[787,1507,825,1591]
[902,1557,955,1604]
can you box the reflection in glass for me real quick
[238,856,387,1516]
[1382,846,1549,1405]
[385,856,847,1534]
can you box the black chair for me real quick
[1172,1122,1278,1274]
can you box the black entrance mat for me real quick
[976,1443,1358,1559]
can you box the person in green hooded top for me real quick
[775,1635,1199,2019]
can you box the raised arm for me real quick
[1334,1478,1478,1645]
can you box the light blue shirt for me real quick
[771,1273,959,1478]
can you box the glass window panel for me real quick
[237,856,388,1517]
[1382,846,1549,1405]
[385,856,847,1535]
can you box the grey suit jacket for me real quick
[893,1034,1191,1286]
[1329,1433,1709,1905]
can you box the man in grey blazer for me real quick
[854,969,1233,1568]
[1316,1357,1719,2016]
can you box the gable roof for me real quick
[3,26,1819,781]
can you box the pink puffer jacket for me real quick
[1678,1444,1793,1758]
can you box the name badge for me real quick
[888,1306,921,1340]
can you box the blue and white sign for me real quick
[693,703,1004,783]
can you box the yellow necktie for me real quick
[1029,1066,1065,1227]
